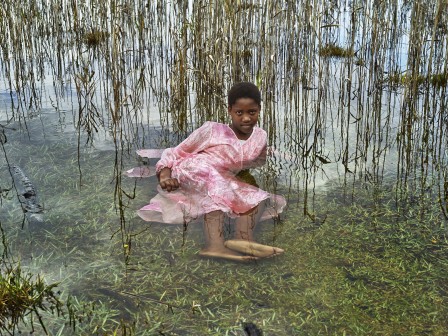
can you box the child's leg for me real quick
[233,201,265,240]
[227,201,284,257]
[199,210,257,261]
[202,210,226,249]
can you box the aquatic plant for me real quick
[83,30,109,48]
[319,44,355,58]
[386,72,448,87]
[0,263,64,334]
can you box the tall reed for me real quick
[0,0,447,226]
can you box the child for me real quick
[138,82,286,261]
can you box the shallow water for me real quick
[0,0,447,334]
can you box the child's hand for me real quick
[159,177,179,192]
[158,167,179,192]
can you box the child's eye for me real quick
[236,111,243,115]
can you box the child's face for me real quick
[228,97,260,140]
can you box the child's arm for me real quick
[155,122,213,191]
[156,122,212,174]
[158,167,179,192]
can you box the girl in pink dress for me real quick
[138,82,286,261]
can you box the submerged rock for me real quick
[10,165,44,223]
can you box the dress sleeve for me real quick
[156,122,213,173]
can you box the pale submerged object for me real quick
[136,149,165,159]
[125,166,156,178]
[124,149,165,177]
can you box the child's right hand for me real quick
[158,167,179,192]
[159,177,179,192]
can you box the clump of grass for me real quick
[386,72,448,87]
[84,30,109,47]
[0,263,64,334]
[319,44,354,58]
[430,73,448,87]
[236,3,261,11]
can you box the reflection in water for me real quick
[0,0,445,206]
[0,0,447,334]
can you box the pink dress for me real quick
[137,121,286,224]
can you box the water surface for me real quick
[0,0,447,334]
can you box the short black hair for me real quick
[227,82,261,107]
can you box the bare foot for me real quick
[199,247,258,262]
[224,239,284,258]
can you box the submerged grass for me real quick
[1,135,445,334]
[36,186,447,334]
[279,188,447,335]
